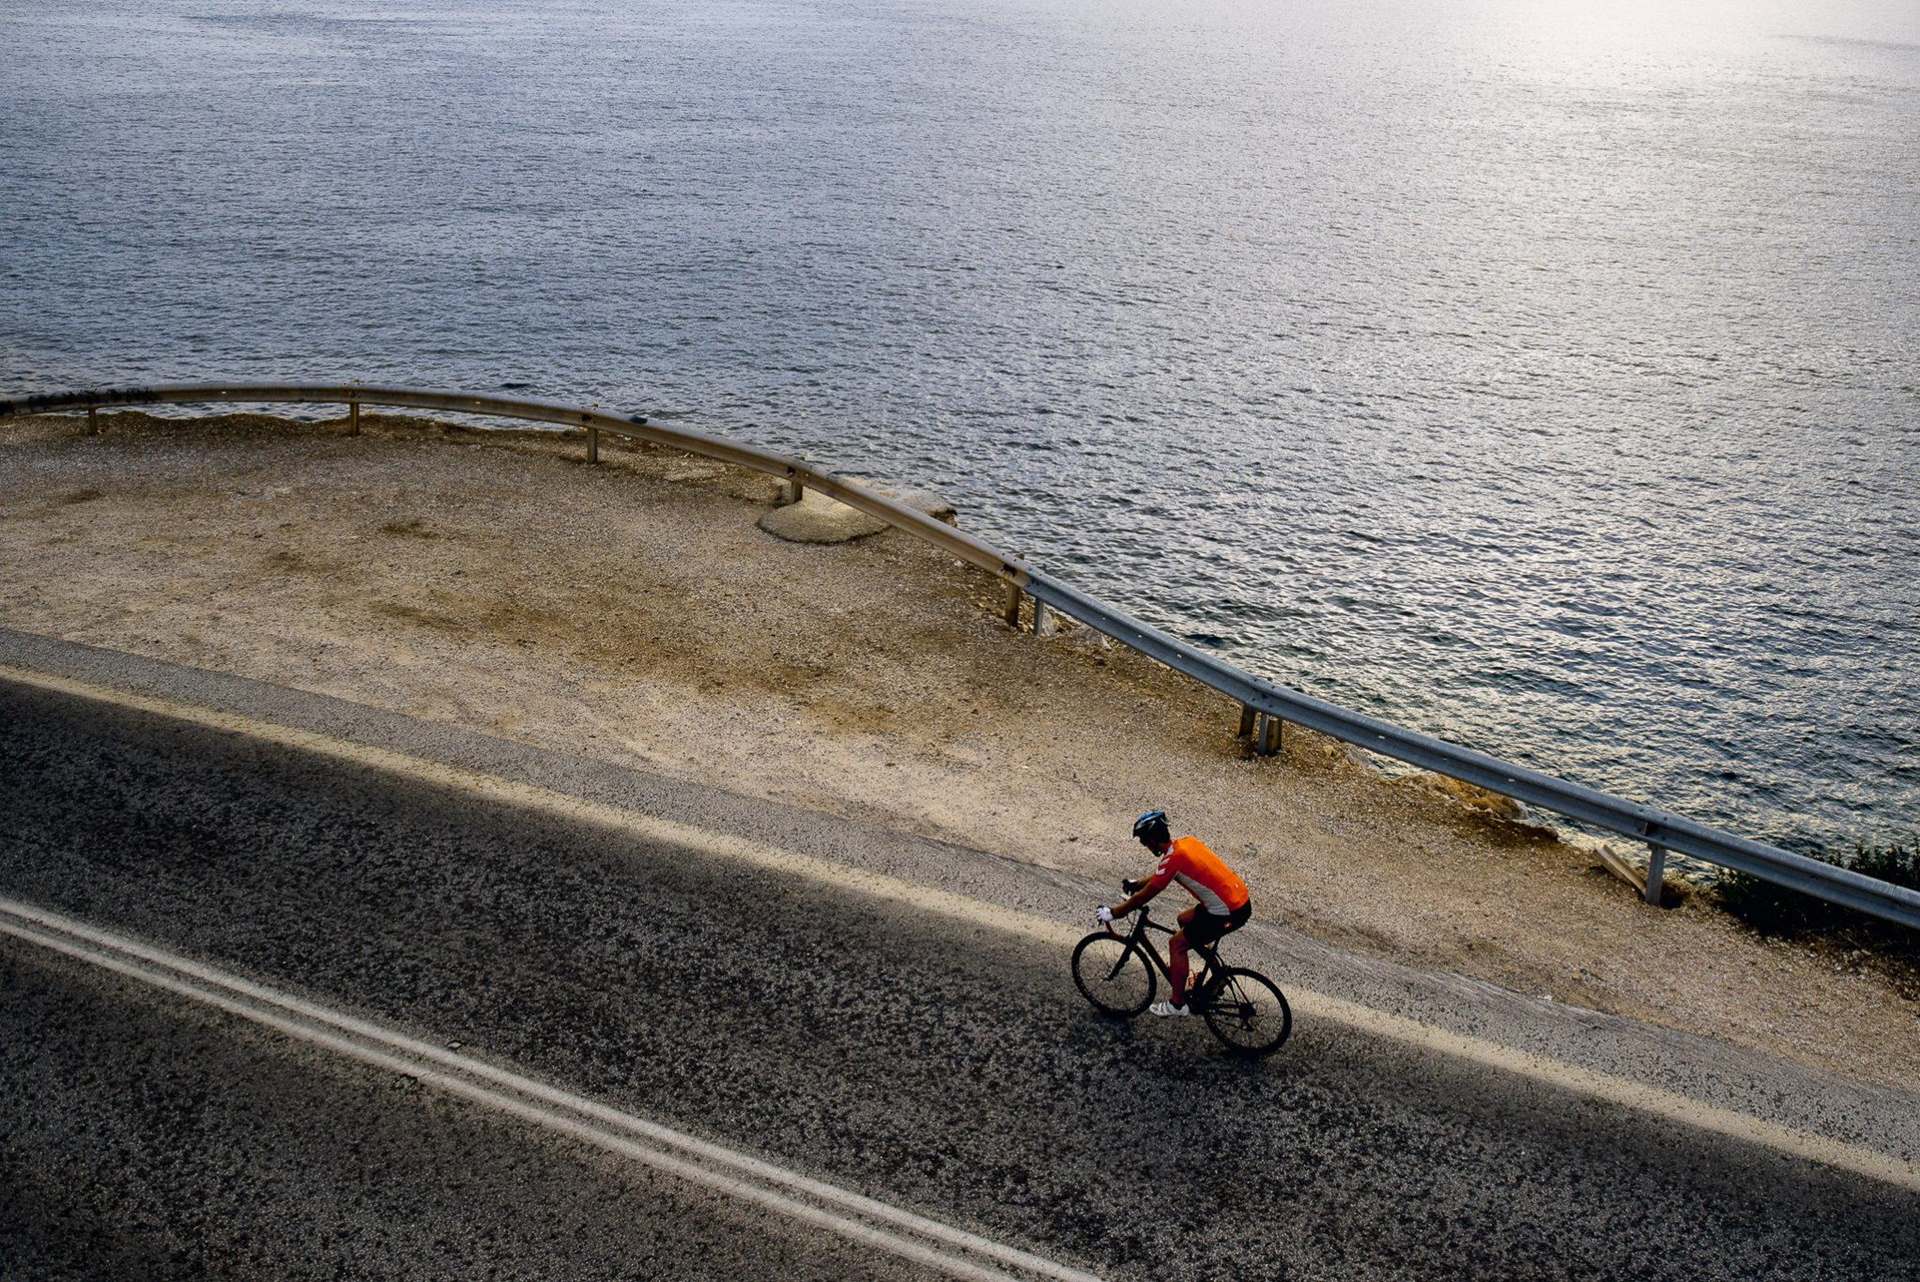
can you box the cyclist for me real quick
[1096,810,1251,1017]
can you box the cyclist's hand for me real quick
[1095,905,1114,927]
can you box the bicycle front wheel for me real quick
[1071,932,1156,1017]
[1201,968,1292,1057]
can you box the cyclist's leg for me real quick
[1168,906,1198,1006]
[1178,907,1237,1003]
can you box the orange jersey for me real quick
[1144,836,1249,915]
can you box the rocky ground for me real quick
[1,409,1912,1091]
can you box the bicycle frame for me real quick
[1075,895,1291,1055]
[1104,908,1225,992]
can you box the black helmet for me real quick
[1132,810,1171,849]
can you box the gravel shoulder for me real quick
[2,410,1913,1092]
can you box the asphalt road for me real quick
[2,637,1915,1281]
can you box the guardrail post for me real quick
[783,477,804,505]
[1645,843,1668,905]
[1002,581,1024,629]
[86,407,97,436]
[1237,704,1256,740]
[1032,599,1050,637]
[1259,714,1283,757]
[587,427,600,464]
[347,401,360,436]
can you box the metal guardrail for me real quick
[3,383,1031,589]
[5,381,1916,932]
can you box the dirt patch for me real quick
[2,409,1915,1092]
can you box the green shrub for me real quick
[1852,840,1920,890]
[1718,838,1920,947]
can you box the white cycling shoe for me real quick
[1148,1000,1190,1018]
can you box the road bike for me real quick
[1071,879,1292,1057]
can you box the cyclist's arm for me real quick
[1108,864,1174,918]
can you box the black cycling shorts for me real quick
[1185,900,1251,948]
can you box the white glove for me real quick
[1095,905,1114,926]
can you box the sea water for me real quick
[2,0,1915,854]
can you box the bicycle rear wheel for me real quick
[1071,932,1156,1017]
[1201,967,1291,1057]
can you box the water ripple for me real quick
[3,0,1916,852]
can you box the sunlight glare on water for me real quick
[1,0,1915,853]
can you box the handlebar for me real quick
[1109,879,1167,932]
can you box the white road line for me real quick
[5,664,1918,1196]
[0,896,1104,1282]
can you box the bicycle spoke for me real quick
[1072,933,1155,1018]
[1199,968,1291,1057]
